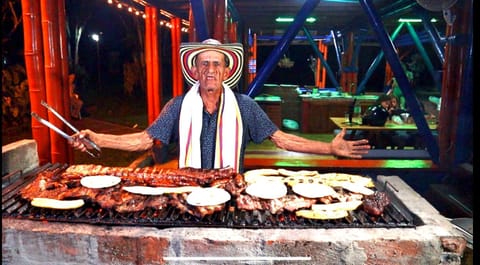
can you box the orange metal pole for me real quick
[315,41,321,87]
[145,6,154,124]
[318,41,327,88]
[40,0,69,163]
[21,0,51,165]
[171,17,182,95]
[384,63,393,87]
[150,7,161,118]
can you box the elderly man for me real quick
[72,39,370,172]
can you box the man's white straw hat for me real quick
[179,38,244,87]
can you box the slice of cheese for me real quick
[31,198,85,210]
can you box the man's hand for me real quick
[70,129,96,153]
[331,128,370,158]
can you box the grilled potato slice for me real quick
[296,209,349,220]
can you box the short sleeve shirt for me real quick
[146,92,278,172]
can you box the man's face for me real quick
[192,50,230,93]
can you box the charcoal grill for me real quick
[2,163,423,229]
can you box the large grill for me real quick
[2,163,423,229]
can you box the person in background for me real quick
[69,74,84,120]
[366,94,392,149]
[387,62,414,110]
[70,39,371,172]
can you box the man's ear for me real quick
[223,67,231,80]
[191,66,199,79]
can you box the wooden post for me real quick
[40,0,69,163]
[439,0,471,166]
[171,17,183,95]
[21,0,51,164]
[212,0,226,42]
[57,0,73,164]
[150,7,161,117]
[145,7,154,124]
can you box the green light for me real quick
[276,17,294,22]
[276,17,316,23]
[398,18,438,23]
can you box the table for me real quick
[330,116,437,151]
[329,117,438,131]
[330,116,438,158]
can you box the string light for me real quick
[103,0,190,33]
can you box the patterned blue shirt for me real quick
[146,93,278,172]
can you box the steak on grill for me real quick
[362,191,390,216]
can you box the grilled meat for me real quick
[20,165,236,216]
[362,191,390,216]
[169,193,225,218]
[235,194,317,214]
[64,164,239,187]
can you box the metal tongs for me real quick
[31,100,101,158]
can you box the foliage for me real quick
[2,64,30,127]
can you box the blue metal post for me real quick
[303,27,340,88]
[356,22,404,95]
[359,0,439,164]
[415,6,445,65]
[247,0,320,97]
[190,0,209,41]
[405,22,440,90]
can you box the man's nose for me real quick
[206,63,216,72]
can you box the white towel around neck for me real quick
[178,81,243,172]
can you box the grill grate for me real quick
[2,163,423,229]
